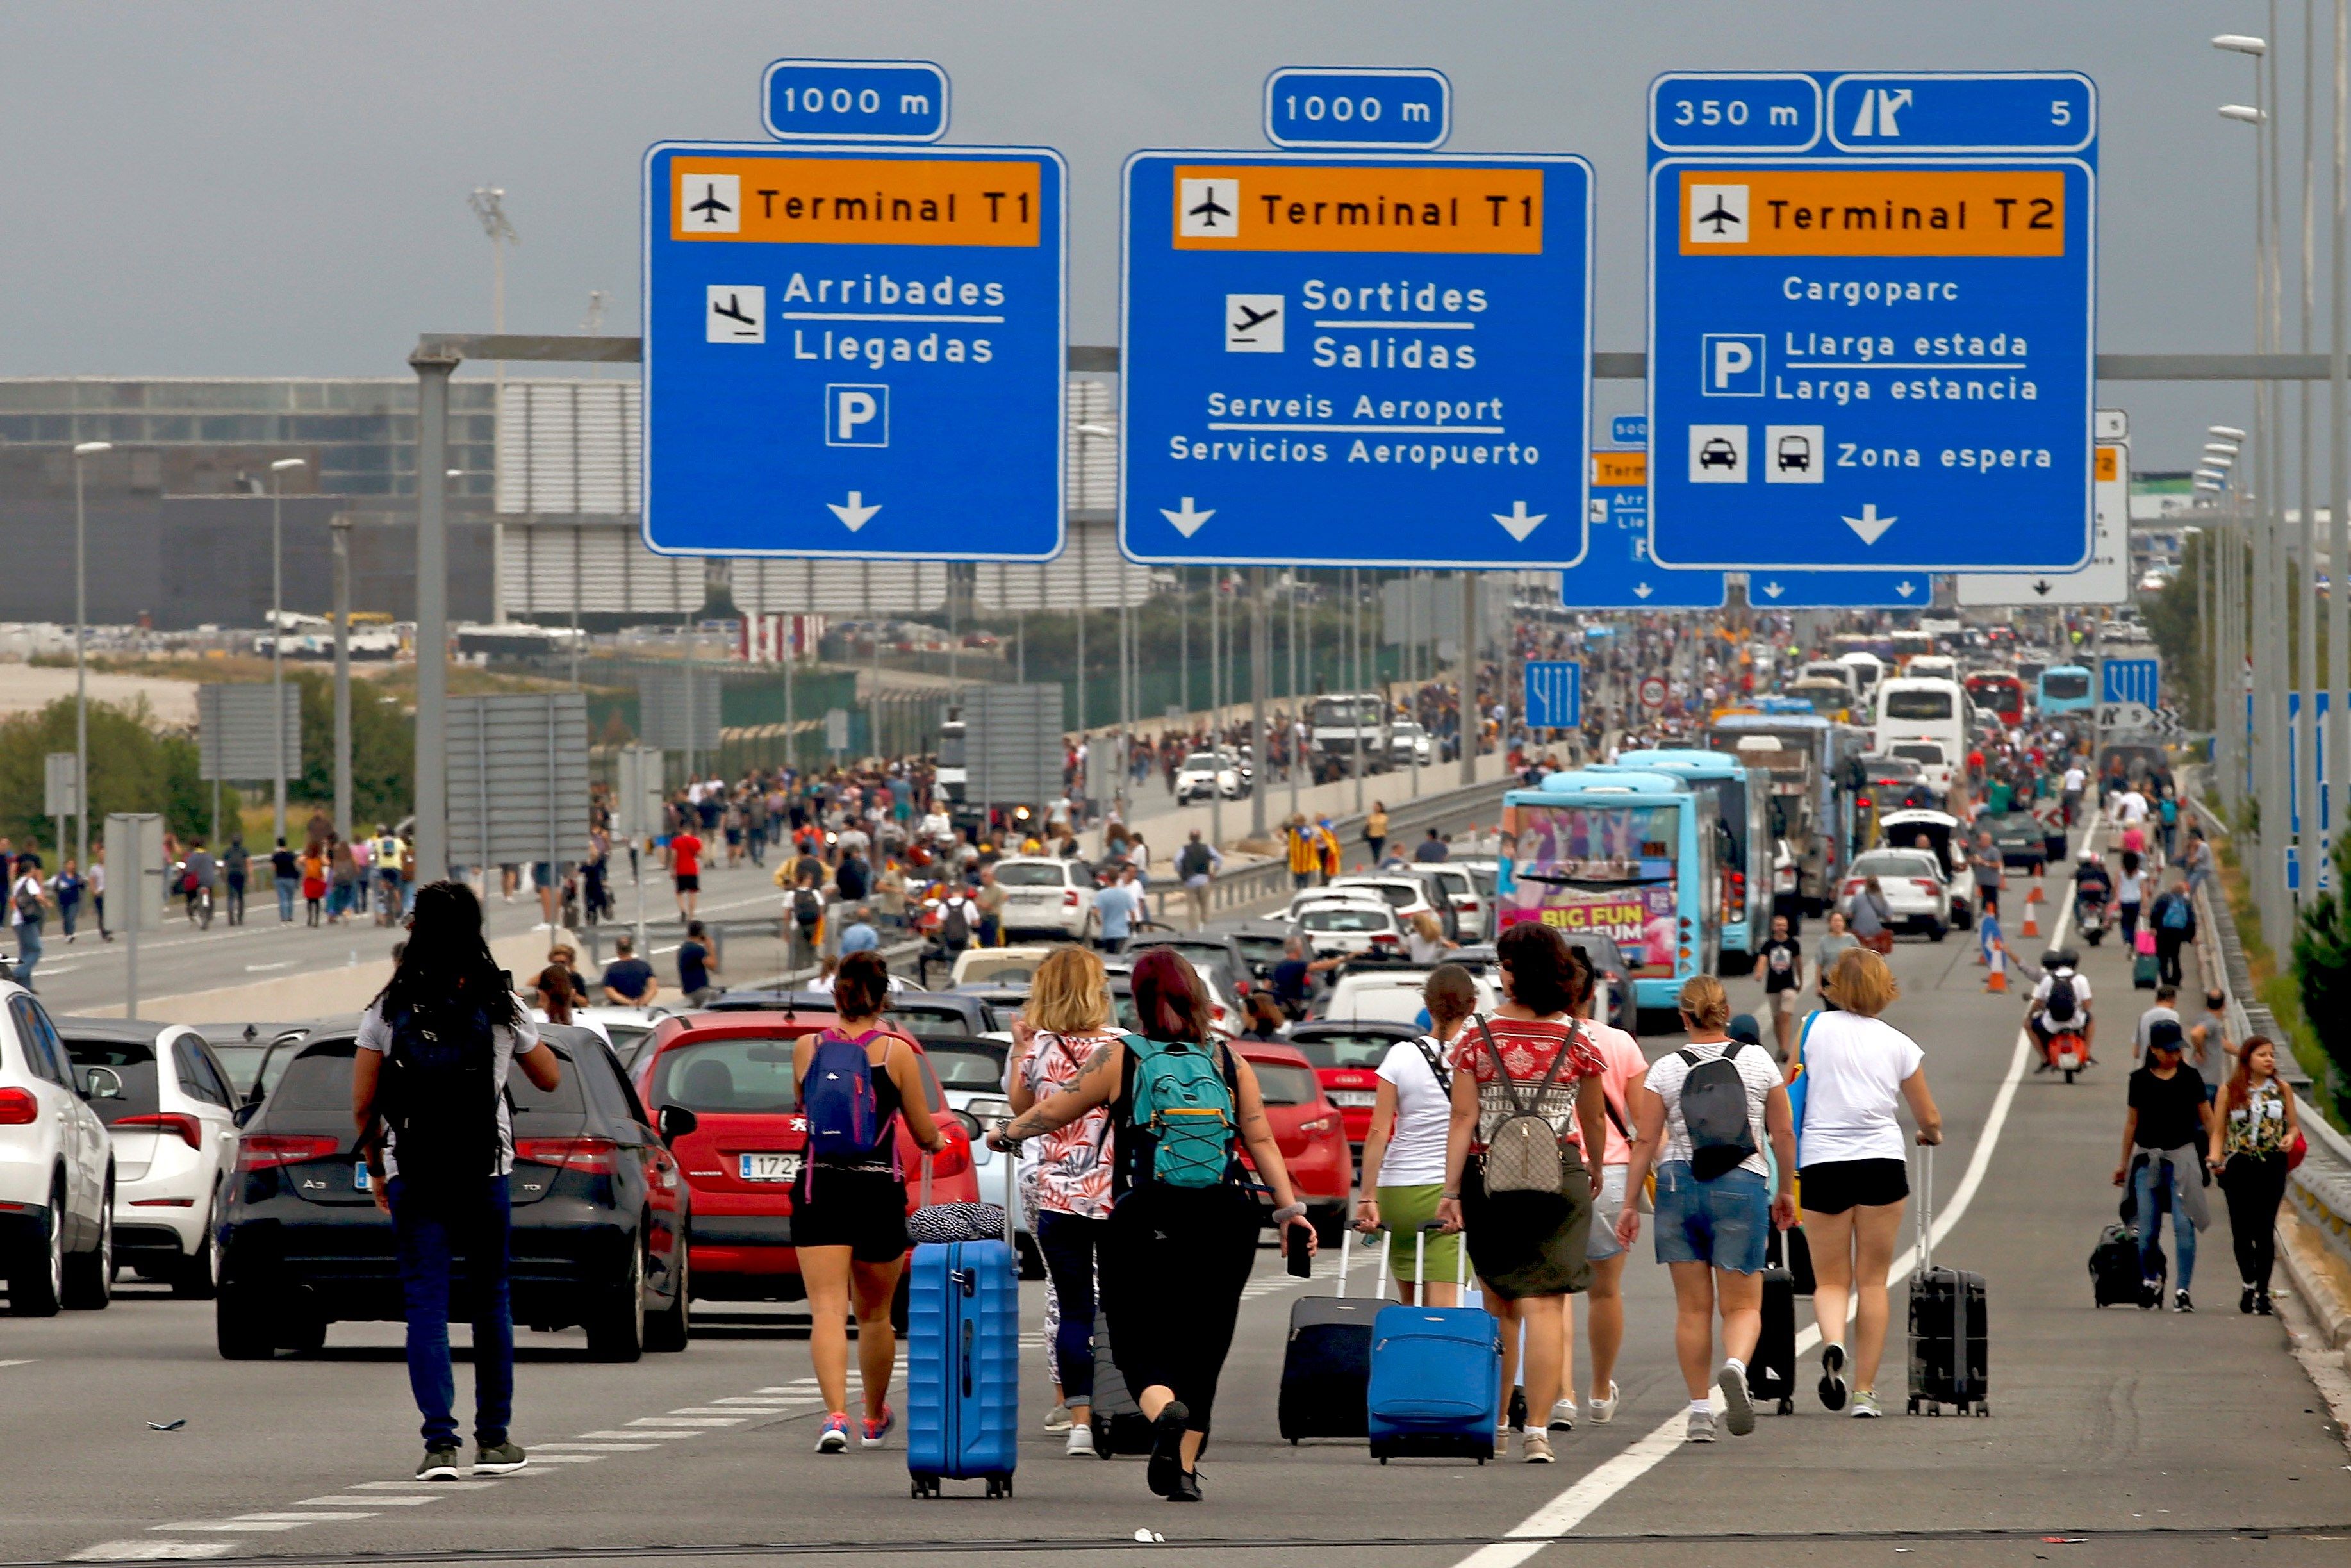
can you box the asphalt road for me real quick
[5,821,2348,1567]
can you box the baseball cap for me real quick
[2145,1018,2186,1055]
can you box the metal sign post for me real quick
[44,753,78,871]
[104,813,163,1021]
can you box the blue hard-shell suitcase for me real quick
[1365,1229,1501,1464]
[906,1238,1020,1498]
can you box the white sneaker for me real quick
[1588,1381,1620,1425]
[1041,1403,1073,1432]
[1064,1424,1096,1457]
[1546,1399,1578,1432]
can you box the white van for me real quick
[1872,677,1973,796]
[1835,650,1887,698]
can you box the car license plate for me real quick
[739,1153,801,1183]
[1328,1090,1376,1108]
[353,1164,372,1191]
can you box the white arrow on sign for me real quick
[1758,580,1785,599]
[2096,700,2157,732]
[1631,581,1654,600]
[1894,579,1917,598]
[827,491,882,531]
[1842,502,1897,545]
[1493,500,1546,541]
[1160,496,1214,537]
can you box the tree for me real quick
[0,697,208,856]
[290,670,415,830]
[2293,828,2351,1122]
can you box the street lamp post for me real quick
[268,457,307,848]
[71,441,111,877]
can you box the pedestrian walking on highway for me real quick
[677,921,721,1005]
[10,856,49,988]
[1005,946,1122,1457]
[1756,914,1804,1061]
[2189,987,2235,1084]
[1843,878,1893,954]
[1812,909,1857,1003]
[2116,1020,2215,1312]
[1615,975,1795,1443]
[1364,802,1390,866]
[670,821,704,920]
[992,946,1317,1501]
[2148,875,2195,989]
[599,935,659,1007]
[2132,985,2182,1066]
[1178,830,1220,930]
[796,950,946,1455]
[1355,964,1476,1307]
[2210,1034,2301,1316]
[89,846,109,941]
[1285,816,1319,891]
[272,838,299,924]
[529,946,586,1025]
[351,880,563,1481]
[1093,863,1141,954]
[222,836,248,925]
[1437,921,1609,1464]
[2115,851,2145,952]
[1785,948,1940,1418]
[51,857,84,943]
[1556,947,1646,1432]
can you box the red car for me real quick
[1283,1021,1425,1152]
[1233,1041,1353,1242]
[630,1011,979,1306]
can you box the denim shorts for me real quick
[1586,1164,1629,1262]
[1651,1160,1769,1273]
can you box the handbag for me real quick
[905,1151,1009,1245]
[2288,1131,2309,1172]
[1787,1009,1823,1166]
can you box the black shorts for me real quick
[1798,1157,1910,1216]
[673,873,700,892]
[792,1165,909,1262]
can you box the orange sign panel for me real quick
[1594,451,1647,487]
[1679,169,2066,257]
[1172,165,1544,254]
[670,158,1043,247]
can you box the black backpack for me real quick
[942,898,973,946]
[2044,971,2079,1023]
[378,999,501,1198]
[1676,1041,1758,1181]
[1179,841,1213,879]
[793,886,823,928]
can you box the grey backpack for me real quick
[1476,1017,1573,1196]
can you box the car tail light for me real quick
[1064,889,1080,908]
[1370,932,1400,946]
[515,1136,618,1175]
[1912,879,1940,896]
[237,1134,340,1172]
[113,1112,202,1150]
[0,1087,37,1125]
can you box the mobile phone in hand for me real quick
[1285,1218,1313,1276]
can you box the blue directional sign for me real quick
[642,141,1067,560]
[1523,659,1582,730]
[763,60,950,143]
[1561,450,1726,609]
[1264,68,1450,150]
[1747,570,1936,609]
[2100,656,2158,707]
[1122,151,1593,568]
[1647,71,2097,572]
[1611,414,1648,445]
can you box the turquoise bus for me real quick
[2037,663,2095,718]
[1706,711,1838,912]
[1499,768,1722,1013]
[1604,750,1772,973]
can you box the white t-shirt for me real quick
[1405,930,1449,964]
[2029,968,2092,1018]
[1794,1009,1924,1166]
[1642,1040,1781,1178]
[356,1002,539,1179]
[2115,790,2149,824]
[11,873,41,927]
[1373,1036,1455,1185]
[2062,766,2086,793]
[2116,869,2143,904]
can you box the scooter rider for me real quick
[2025,948,2095,1069]
[2070,848,2113,939]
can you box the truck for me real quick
[1308,692,1391,777]
[1706,710,1838,913]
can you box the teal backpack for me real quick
[1124,1034,1239,1188]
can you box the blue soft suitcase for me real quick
[1365,1228,1502,1464]
[905,1236,1020,1498]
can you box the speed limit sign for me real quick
[1638,674,1667,711]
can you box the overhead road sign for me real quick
[1562,449,1726,609]
[1264,67,1450,150]
[1121,149,1594,568]
[1522,659,1582,729]
[1958,434,2129,606]
[1745,569,1936,608]
[763,59,950,142]
[1647,70,2097,572]
[643,136,1067,561]
[2100,656,2158,707]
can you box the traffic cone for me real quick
[1985,939,2008,993]
[2021,880,2042,939]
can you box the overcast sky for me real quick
[0,1,2313,470]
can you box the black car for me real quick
[1985,811,2050,873]
[1120,931,1258,1002]
[216,1024,692,1362]
[195,1023,311,1101]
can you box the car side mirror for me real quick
[78,1066,123,1102]
[233,1100,261,1129]
[656,1105,698,1146]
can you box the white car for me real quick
[1411,863,1487,941]
[1174,750,1251,804]
[54,1019,243,1298]
[990,856,1098,940]
[1282,886,1392,925]
[1,984,116,1314]
[562,1005,673,1069]
[1320,966,1500,1024]
[1291,900,1406,959]
[1387,721,1435,768]
[1842,850,1952,940]
[1327,875,1446,934]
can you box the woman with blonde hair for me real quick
[1405,908,1456,964]
[1788,946,1942,1419]
[1005,945,1123,1456]
[1617,974,1795,1444]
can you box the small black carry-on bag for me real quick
[1906,1144,1989,1416]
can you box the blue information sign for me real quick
[1264,68,1451,150]
[1523,659,1582,730]
[763,60,950,143]
[1562,450,1726,609]
[1745,570,1936,609]
[1610,414,1648,445]
[642,142,1067,561]
[1121,150,1593,568]
[1647,71,2097,572]
[2100,656,2158,707]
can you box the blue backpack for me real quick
[802,1028,889,1162]
[1125,1034,1239,1189]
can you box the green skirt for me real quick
[1376,1183,1466,1284]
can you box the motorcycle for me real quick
[2075,889,2109,945]
[2036,949,2090,1082]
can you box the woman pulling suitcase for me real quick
[991,946,1318,1502]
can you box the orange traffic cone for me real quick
[2022,880,2042,939]
[1986,940,2009,993]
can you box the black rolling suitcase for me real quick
[1906,1145,1989,1416]
[1279,1226,1389,1442]
[1747,1229,1799,1415]
[2089,1223,2150,1307]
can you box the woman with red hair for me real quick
[992,945,1314,1504]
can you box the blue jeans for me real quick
[2131,1155,2197,1291]
[11,920,41,986]
[276,875,298,921]
[1035,1209,1107,1403]
[388,1174,515,1450]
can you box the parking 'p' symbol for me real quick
[826,384,889,447]
[1701,333,1765,397]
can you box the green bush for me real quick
[0,697,208,855]
[2293,829,2351,1122]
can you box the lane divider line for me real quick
[1451,827,2087,1568]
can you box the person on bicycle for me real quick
[183,839,218,926]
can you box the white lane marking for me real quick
[0,1358,33,1367]
[522,1455,606,1464]
[707,1396,810,1406]
[536,1442,656,1452]
[243,961,295,973]
[574,1429,700,1439]
[73,1544,238,1560]
[1448,836,2081,1568]
[155,1524,300,1534]
[638,1415,745,1425]
[349,1480,502,1491]
[232,1513,380,1522]
[296,1496,442,1506]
